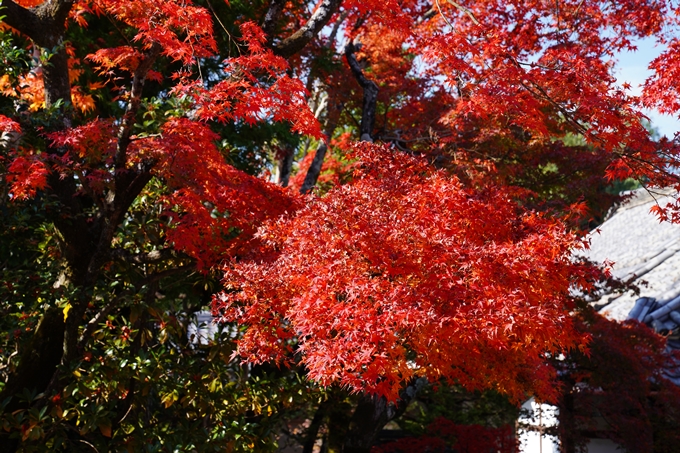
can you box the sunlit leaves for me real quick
[86,0,216,65]
[175,22,322,139]
[125,118,300,268]
[6,155,49,200]
[217,143,593,402]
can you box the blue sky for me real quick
[615,38,680,138]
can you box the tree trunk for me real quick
[300,100,343,194]
[345,40,378,142]
[341,379,425,452]
[343,394,393,453]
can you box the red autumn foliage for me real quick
[215,143,594,401]
[4,0,680,440]
[173,22,322,139]
[6,154,49,200]
[86,0,217,65]
[0,115,20,134]
[149,118,302,268]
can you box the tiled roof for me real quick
[582,188,680,321]
[582,188,680,384]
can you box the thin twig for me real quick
[78,440,100,453]
[434,0,455,29]
[204,0,241,55]
[446,0,480,25]
[186,26,204,84]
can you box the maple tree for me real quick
[2,0,680,451]
[553,310,680,453]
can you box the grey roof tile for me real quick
[583,189,680,385]
[582,188,680,321]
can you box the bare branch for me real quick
[345,40,378,141]
[446,0,480,26]
[261,0,285,40]
[273,0,343,58]
[277,145,295,187]
[418,7,437,24]
[326,10,348,47]
[300,100,343,194]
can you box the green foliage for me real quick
[0,133,312,452]
[0,25,29,84]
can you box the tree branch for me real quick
[261,0,285,42]
[277,145,295,187]
[345,40,378,142]
[115,43,161,176]
[344,378,426,451]
[0,0,74,46]
[87,160,156,282]
[300,100,343,194]
[303,401,329,453]
[273,0,343,58]
[446,0,480,25]
[0,0,40,39]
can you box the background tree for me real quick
[553,310,680,453]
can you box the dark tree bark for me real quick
[261,0,286,42]
[299,99,343,194]
[302,401,330,453]
[278,145,295,187]
[559,388,577,453]
[269,0,343,58]
[345,40,379,142]
[340,379,425,453]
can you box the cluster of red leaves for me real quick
[175,22,321,139]
[44,116,300,269]
[2,114,49,200]
[11,0,45,7]
[83,0,216,65]
[47,120,117,195]
[645,40,680,113]
[332,0,667,157]
[0,115,20,134]
[643,4,680,117]
[49,119,116,162]
[88,46,150,78]
[6,155,49,200]
[556,312,680,451]
[137,118,302,269]
[373,418,518,453]
[412,0,664,149]
[311,0,680,220]
[215,143,594,402]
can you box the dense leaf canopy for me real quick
[2,0,680,450]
